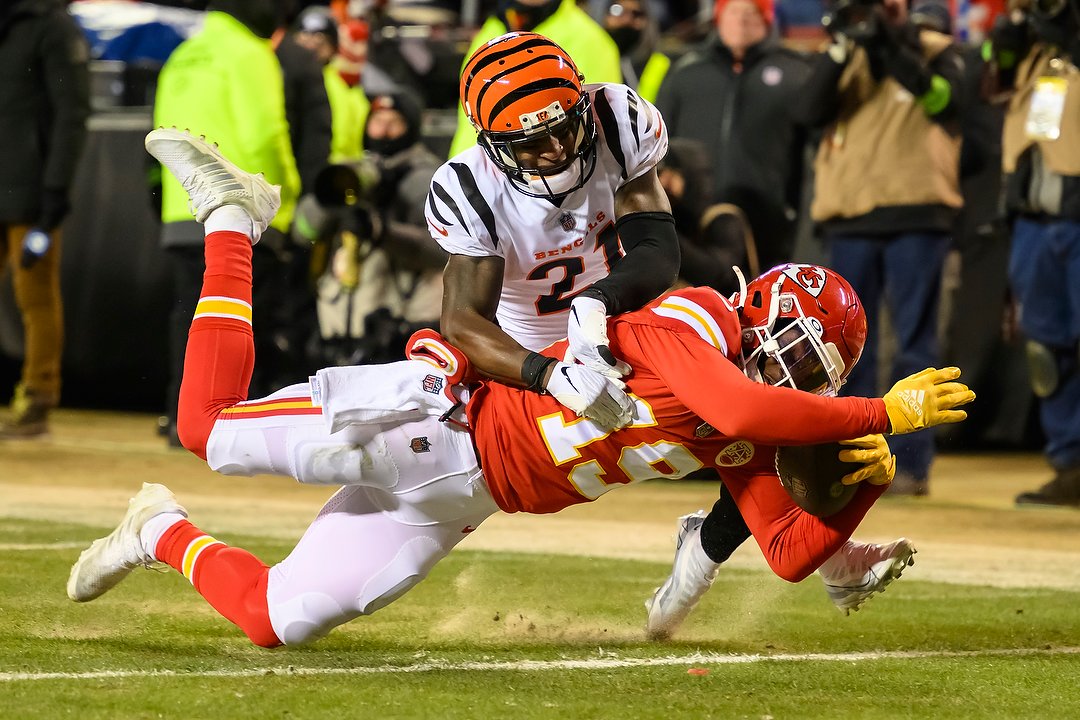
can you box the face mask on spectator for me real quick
[608,25,642,53]
[498,0,561,31]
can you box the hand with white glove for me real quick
[566,294,631,379]
[544,360,633,429]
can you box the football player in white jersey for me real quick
[427,32,915,640]
[425,31,679,429]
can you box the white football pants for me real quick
[204,381,500,645]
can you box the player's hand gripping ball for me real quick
[775,434,895,517]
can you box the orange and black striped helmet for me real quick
[460,32,597,199]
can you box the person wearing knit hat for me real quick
[288,9,369,162]
[294,5,339,65]
[363,91,422,159]
[715,0,774,27]
[714,0,774,65]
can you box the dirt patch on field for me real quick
[4,409,1080,590]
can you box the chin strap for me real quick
[731,265,748,308]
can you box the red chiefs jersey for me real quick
[467,287,891,515]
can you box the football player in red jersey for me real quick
[67,131,973,647]
[646,263,912,639]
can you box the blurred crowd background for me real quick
[1,0,1076,502]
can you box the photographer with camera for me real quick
[985,0,1080,506]
[299,91,447,365]
[793,0,964,496]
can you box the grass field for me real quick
[3,410,1080,718]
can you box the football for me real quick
[775,442,862,517]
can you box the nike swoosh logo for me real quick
[560,366,579,393]
[429,221,449,237]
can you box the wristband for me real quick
[521,351,557,392]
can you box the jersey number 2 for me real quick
[528,222,622,315]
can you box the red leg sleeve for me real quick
[725,471,887,583]
[176,231,255,460]
[156,520,281,648]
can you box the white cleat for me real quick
[645,510,721,641]
[818,538,916,616]
[144,127,281,242]
[67,483,187,602]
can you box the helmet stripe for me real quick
[464,36,561,85]
[474,53,562,128]
[484,77,578,130]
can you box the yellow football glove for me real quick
[883,367,975,435]
[839,434,897,486]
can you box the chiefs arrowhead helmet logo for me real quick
[781,264,827,298]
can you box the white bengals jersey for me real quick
[426,83,669,351]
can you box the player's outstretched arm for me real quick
[881,367,975,435]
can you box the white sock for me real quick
[139,512,187,561]
[818,540,862,584]
[204,205,253,239]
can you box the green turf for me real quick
[2,518,1079,718]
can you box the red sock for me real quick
[156,519,281,648]
[176,231,256,459]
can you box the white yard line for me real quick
[3,646,1078,682]
[0,542,88,551]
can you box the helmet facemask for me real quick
[741,280,848,397]
[477,92,598,200]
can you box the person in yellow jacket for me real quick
[293,5,369,162]
[153,0,301,446]
[448,0,622,158]
[598,0,670,103]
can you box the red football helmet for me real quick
[734,264,867,396]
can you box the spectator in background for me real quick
[275,7,335,408]
[277,9,333,195]
[597,0,671,103]
[153,0,300,445]
[655,0,812,274]
[304,91,446,364]
[448,0,622,157]
[660,138,759,295]
[916,1,1025,452]
[361,1,462,110]
[0,0,90,438]
[292,6,369,163]
[795,0,964,495]
[985,1,1080,505]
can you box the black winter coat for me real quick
[276,35,332,196]
[656,35,811,270]
[0,0,90,224]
